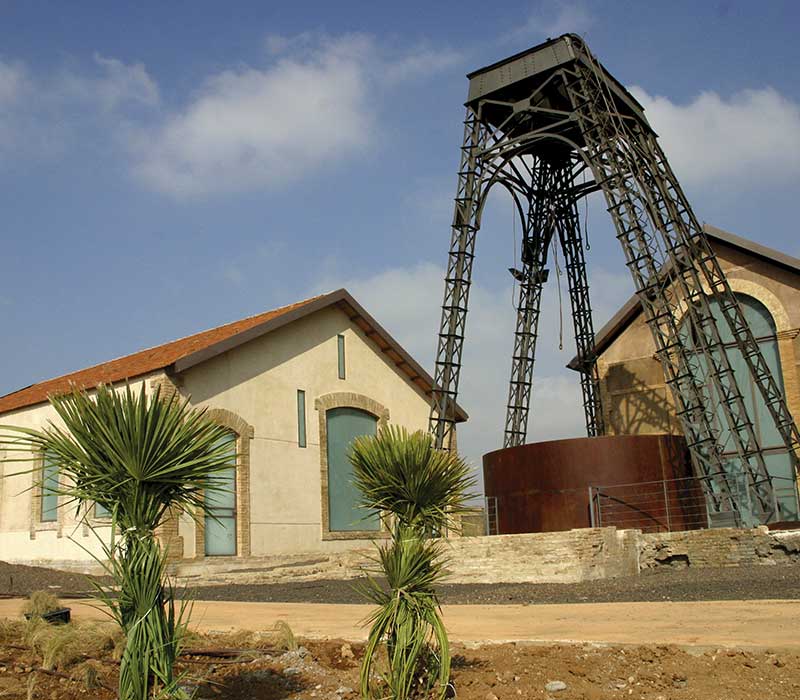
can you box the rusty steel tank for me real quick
[483,434,698,534]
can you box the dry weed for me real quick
[21,590,61,618]
[272,620,297,651]
[25,672,37,700]
[70,660,103,691]
[0,618,23,645]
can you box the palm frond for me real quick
[350,425,475,534]
[0,383,225,700]
[350,428,471,700]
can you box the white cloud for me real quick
[630,86,800,187]
[221,263,245,286]
[133,35,373,197]
[506,2,594,43]
[381,46,463,84]
[0,34,461,195]
[87,54,160,110]
[0,60,27,105]
[318,259,632,485]
[133,33,463,197]
[0,55,159,160]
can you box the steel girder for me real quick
[428,34,800,523]
[502,156,605,448]
[552,164,606,438]
[430,112,488,451]
[503,165,551,448]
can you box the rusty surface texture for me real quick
[483,434,695,534]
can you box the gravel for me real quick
[3,559,798,605]
[188,564,800,604]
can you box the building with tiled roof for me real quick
[0,289,466,569]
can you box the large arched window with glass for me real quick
[326,407,380,532]
[685,293,798,522]
[204,430,237,556]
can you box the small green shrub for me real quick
[349,426,474,700]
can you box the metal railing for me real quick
[589,474,799,533]
[484,496,499,536]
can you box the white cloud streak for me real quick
[506,2,594,43]
[133,35,373,197]
[631,86,800,187]
[0,55,159,159]
[132,33,463,197]
[0,60,27,105]
[62,54,160,111]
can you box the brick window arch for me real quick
[193,408,254,558]
[315,392,389,540]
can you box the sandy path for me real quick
[1,598,797,650]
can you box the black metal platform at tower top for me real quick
[428,33,800,526]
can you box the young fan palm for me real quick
[349,426,474,700]
[1,384,237,699]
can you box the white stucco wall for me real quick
[179,304,434,557]
[0,374,158,571]
[0,305,439,568]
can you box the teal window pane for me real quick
[297,390,307,448]
[684,293,797,524]
[41,452,59,523]
[204,431,237,556]
[205,514,237,556]
[337,334,346,380]
[326,407,379,531]
[205,466,236,509]
[95,503,111,519]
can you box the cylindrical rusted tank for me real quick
[483,434,697,534]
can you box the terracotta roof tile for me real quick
[0,295,323,415]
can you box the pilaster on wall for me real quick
[149,373,186,561]
[777,329,800,496]
[777,330,800,425]
[150,372,183,402]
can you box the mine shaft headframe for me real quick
[429,33,800,523]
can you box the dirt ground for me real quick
[1,561,799,698]
[0,629,798,700]
[2,560,799,604]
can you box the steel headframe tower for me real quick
[429,34,800,524]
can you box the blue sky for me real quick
[2,1,799,472]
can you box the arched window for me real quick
[326,407,380,532]
[684,293,798,521]
[204,431,237,556]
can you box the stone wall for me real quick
[173,525,800,587]
[443,527,640,583]
[639,526,800,569]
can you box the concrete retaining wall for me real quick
[172,525,800,587]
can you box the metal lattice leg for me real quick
[503,162,553,448]
[551,161,605,437]
[562,42,781,521]
[430,108,487,450]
